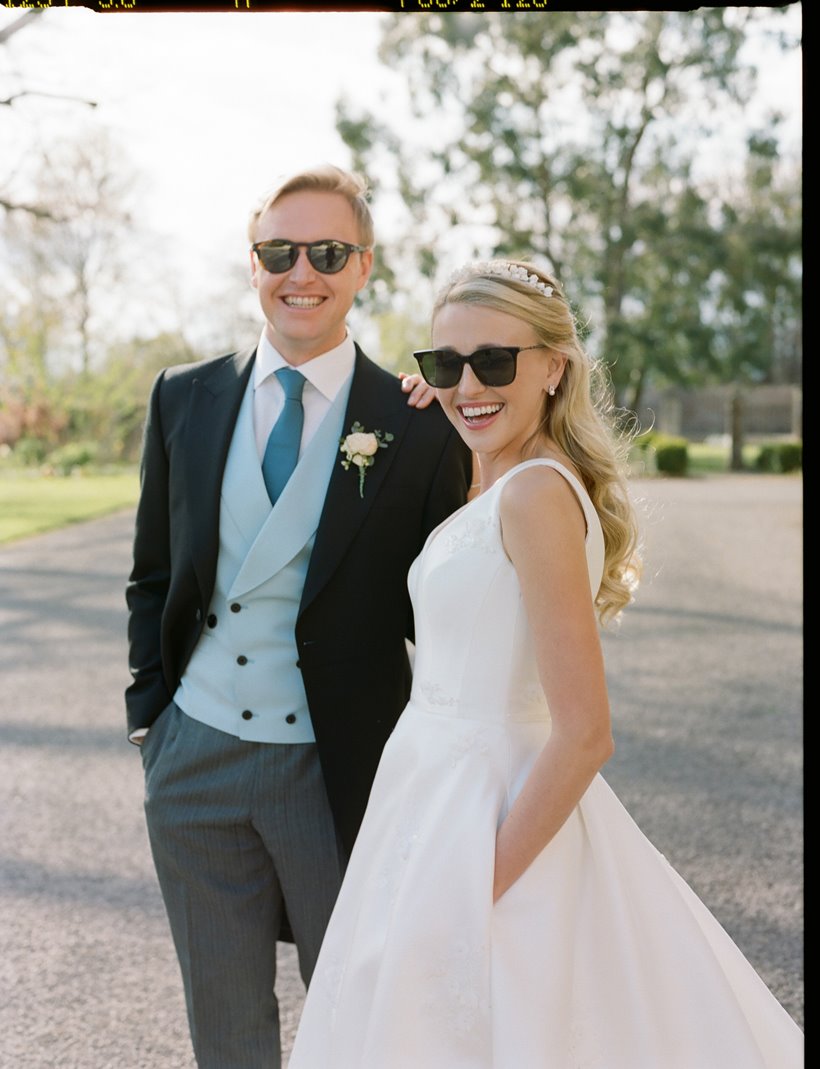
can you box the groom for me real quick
[125,164,471,1068]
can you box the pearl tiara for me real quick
[451,259,554,298]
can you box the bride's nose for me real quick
[458,363,486,397]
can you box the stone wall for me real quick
[636,385,802,441]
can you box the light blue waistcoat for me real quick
[174,371,352,743]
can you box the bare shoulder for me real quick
[500,461,585,521]
[499,461,587,553]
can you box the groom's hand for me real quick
[399,372,437,409]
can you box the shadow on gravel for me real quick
[0,854,166,915]
[0,721,125,752]
[629,602,801,634]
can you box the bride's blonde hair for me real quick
[433,260,642,624]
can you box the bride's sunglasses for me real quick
[252,239,369,275]
[412,345,545,389]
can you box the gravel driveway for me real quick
[0,473,803,1067]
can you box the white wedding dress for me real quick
[289,459,803,1068]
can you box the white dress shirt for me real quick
[253,329,357,460]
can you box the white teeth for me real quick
[461,404,503,418]
[284,296,323,307]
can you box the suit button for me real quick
[207,614,217,628]
[285,714,296,724]
[230,602,241,613]
[295,660,301,668]
[241,710,253,720]
[237,655,248,666]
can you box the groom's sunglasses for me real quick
[252,239,369,275]
[412,345,545,389]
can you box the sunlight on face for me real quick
[249,191,373,364]
[431,303,563,462]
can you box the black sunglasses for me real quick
[412,345,545,389]
[251,239,369,275]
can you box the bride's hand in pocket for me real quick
[492,840,518,904]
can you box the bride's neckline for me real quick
[423,457,587,554]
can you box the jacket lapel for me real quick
[184,347,255,602]
[301,347,412,612]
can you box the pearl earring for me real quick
[547,384,556,396]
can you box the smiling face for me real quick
[431,302,566,467]
[250,190,373,365]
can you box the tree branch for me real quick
[0,10,44,46]
[0,196,65,222]
[1,89,97,108]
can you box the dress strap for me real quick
[492,459,598,541]
[492,458,605,597]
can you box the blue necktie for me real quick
[262,367,306,505]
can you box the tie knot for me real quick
[276,366,305,401]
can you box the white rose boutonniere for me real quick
[339,421,394,498]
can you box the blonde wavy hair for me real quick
[433,260,642,625]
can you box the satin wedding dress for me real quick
[289,458,803,1068]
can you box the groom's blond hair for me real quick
[248,164,374,247]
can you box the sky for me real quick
[2,7,405,339]
[1,9,404,237]
[0,4,803,350]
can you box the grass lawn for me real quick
[0,441,796,546]
[0,469,140,545]
[686,442,762,473]
[629,441,768,477]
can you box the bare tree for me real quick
[5,126,139,375]
[0,10,43,47]
[1,9,96,221]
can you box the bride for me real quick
[288,259,803,1068]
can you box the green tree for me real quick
[63,331,201,462]
[710,128,802,387]
[708,129,801,468]
[337,8,799,411]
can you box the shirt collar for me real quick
[254,330,356,403]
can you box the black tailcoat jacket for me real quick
[126,344,472,853]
